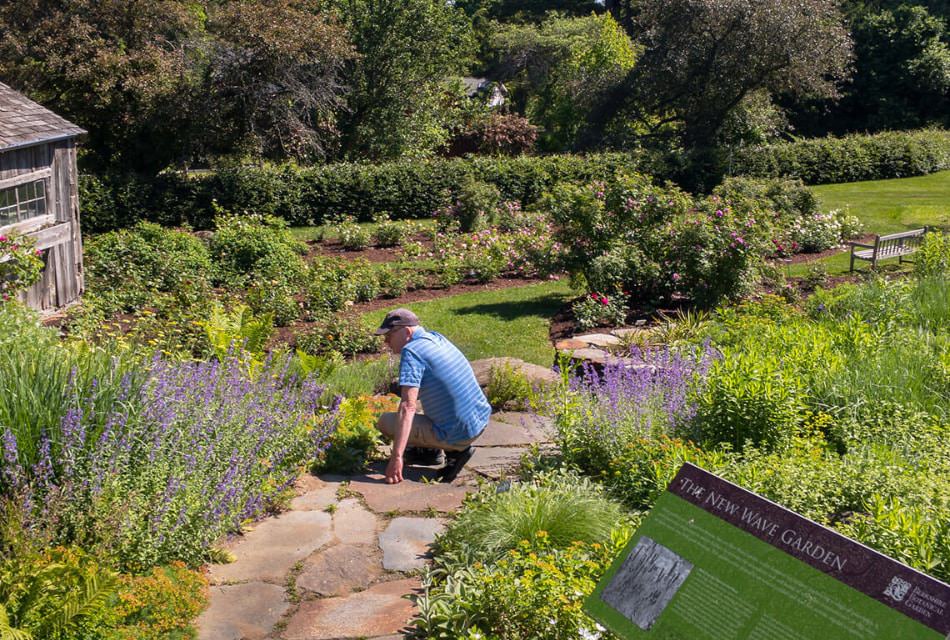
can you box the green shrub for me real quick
[371,213,403,247]
[438,175,502,233]
[336,216,371,250]
[0,233,44,303]
[317,356,396,400]
[731,128,950,184]
[79,152,661,232]
[436,471,624,564]
[485,363,534,411]
[84,222,212,314]
[688,349,806,451]
[208,214,306,288]
[312,396,384,474]
[378,265,411,298]
[416,534,624,640]
[306,257,358,317]
[550,173,784,309]
[916,231,950,279]
[571,292,628,330]
[0,539,117,640]
[110,562,208,639]
[296,312,380,357]
[347,260,382,302]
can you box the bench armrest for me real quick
[849,241,874,249]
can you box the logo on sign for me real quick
[884,576,912,602]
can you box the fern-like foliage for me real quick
[3,550,117,640]
[0,604,32,640]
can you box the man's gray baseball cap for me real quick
[374,308,420,335]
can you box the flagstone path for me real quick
[196,409,555,640]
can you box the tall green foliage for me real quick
[330,0,476,159]
[491,13,637,150]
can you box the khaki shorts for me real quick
[375,412,480,452]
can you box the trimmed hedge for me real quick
[79,152,665,233]
[730,128,950,185]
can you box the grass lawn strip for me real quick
[362,279,574,366]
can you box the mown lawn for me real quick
[362,279,575,365]
[811,169,950,234]
[789,170,950,276]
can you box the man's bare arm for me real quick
[385,385,418,484]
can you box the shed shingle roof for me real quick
[0,81,85,152]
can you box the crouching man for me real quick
[374,308,490,484]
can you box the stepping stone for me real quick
[379,517,445,572]
[469,357,559,388]
[290,481,338,511]
[467,446,529,479]
[296,544,382,597]
[483,412,553,443]
[612,327,647,338]
[281,577,421,640]
[197,582,288,640]
[568,347,609,366]
[333,498,379,545]
[348,467,471,513]
[209,511,333,584]
[574,333,622,347]
[555,338,588,351]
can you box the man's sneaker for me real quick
[404,446,445,466]
[437,446,475,484]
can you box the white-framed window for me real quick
[0,179,48,227]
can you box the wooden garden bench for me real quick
[849,228,927,272]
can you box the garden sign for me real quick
[586,463,950,639]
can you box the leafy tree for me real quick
[455,0,604,23]
[790,2,949,135]
[590,0,853,189]
[491,13,637,150]
[331,0,476,159]
[202,0,354,162]
[0,0,204,172]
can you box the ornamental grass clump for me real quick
[2,353,339,571]
[435,471,623,565]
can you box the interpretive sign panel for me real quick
[586,463,950,639]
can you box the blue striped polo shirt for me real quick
[399,328,491,444]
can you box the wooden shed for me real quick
[0,81,86,311]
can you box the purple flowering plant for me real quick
[549,344,718,481]
[3,352,339,571]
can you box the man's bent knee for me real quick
[376,412,398,440]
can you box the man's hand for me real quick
[385,454,404,484]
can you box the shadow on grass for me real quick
[453,293,570,321]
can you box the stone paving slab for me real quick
[467,446,529,479]
[196,582,288,640]
[379,517,445,572]
[333,498,379,545]
[347,466,471,513]
[475,415,550,447]
[296,543,382,597]
[290,484,338,512]
[491,410,552,426]
[209,511,333,584]
[470,357,559,388]
[281,578,421,640]
[574,332,622,347]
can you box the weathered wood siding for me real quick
[1,139,84,311]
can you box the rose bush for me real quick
[0,233,44,302]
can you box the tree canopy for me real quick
[0,0,944,185]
